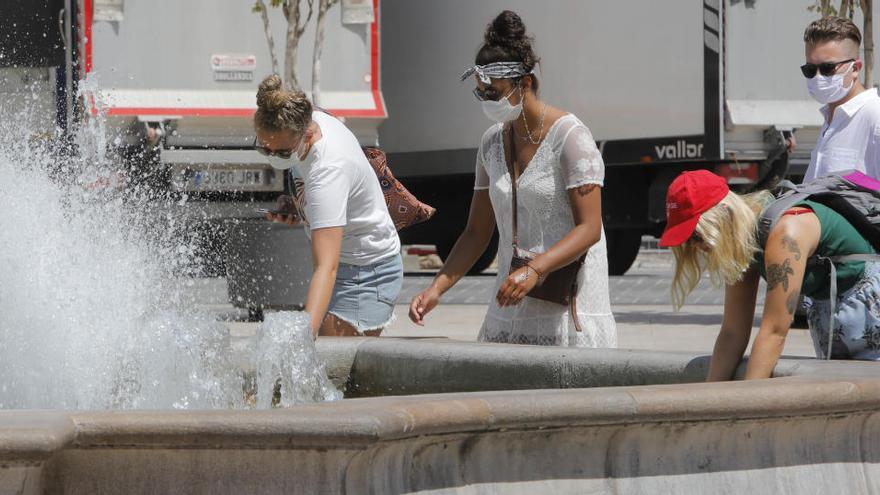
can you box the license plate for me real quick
[173,167,277,192]
[214,70,253,81]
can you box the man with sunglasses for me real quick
[802,16,880,182]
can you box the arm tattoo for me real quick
[766,258,794,292]
[575,184,598,197]
[785,291,800,316]
[781,234,802,261]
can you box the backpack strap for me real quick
[755,177,856,250]
[830,254,880,263]
[756,192,811,250]
[775,179,799,192]
[819,255,837,360]
[812,253,880,360]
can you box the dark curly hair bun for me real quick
[477,10,539,73]
[485,10,528,47]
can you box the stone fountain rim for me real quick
[2,373,878,461]
[3,338,880,462]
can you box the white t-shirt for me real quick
[805,88,880,182]
[290,111,400,266]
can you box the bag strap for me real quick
[757,192,810,250]
[812,253,880,359]
[504,125,520,247]
[814,255,838,360]
[570,282,582,333]
[504,124,583,333]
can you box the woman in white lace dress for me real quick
[408,10,617,347]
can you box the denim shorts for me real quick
[328,254,403,333]
[805,261,880,360]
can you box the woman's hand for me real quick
[409,287,441,326]
[496,266,540,307]
[267,194,301,226]
[408,190,496,326]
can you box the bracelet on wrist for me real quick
[526,263,544,278]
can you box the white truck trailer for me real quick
[3,0,875,314]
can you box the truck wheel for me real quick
[606,229,642,276]
[436,230,498,275]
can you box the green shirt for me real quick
[755,200,874,299]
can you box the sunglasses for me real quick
[253,136,301,159]
[800,58,855,78]
[472,83,518,102]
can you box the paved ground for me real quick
[382,304,815,357]
[387,250,812,356]
[196,248,815,358]
[399,250,729,306]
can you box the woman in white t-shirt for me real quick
[253,75,402,337]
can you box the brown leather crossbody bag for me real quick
[503,125,584,331]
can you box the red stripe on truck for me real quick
[104,107,384,118]
[83,0,93,75]
[370,0,385,117]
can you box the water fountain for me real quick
[0,78,338,411]
[1,79,880,494]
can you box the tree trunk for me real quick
[282,0,314,90]
[284,19,301,89]
[864,0,874,87]
[256,0,280,75]
[312,0,336,106]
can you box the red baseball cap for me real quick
[658,170,729,248]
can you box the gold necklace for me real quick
[520,102,548,145]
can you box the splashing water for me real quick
[255,312,342,408]
[0,74,339,409]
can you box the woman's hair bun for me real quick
[254,74,313,133]
[256,74,287,112]
[484,10,528,48]
[477,10,538,72]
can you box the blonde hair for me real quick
[670,190,773,309]
[804,16,862,48]
[254,75,313,133]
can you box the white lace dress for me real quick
[474,114,618,347]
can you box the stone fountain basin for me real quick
[2,338,880,494]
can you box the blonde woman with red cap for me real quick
[660,170,880,381]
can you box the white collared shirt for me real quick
[805,88,880,182]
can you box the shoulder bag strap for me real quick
[570,282,583,333]
[504,124,519,248]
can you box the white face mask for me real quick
[807,61,855,104]
[266,154,292,170]
[265,132,315,170]
[481,86,523,123]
